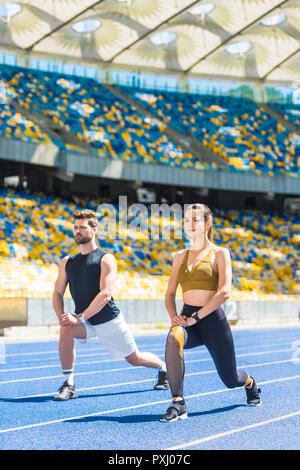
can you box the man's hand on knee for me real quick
[59,313,81,327]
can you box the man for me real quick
[52,209,168,400]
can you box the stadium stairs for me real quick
[261,103,300,136]
[7,96,93,155]
[104,83,227,169]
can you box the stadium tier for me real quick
[0,103,54,145]
[1,64,299,176]
[116,85,300,176]
[0,188,299,301]
[270,102,300,128]
[0,64,217,171]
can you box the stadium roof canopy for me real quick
[0,0,299,84]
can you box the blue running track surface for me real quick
[0,325,300,450]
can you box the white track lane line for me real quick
[0,374,299,435]
[0,347,211,372]
[4,333,300,359]
[1,338,297,372]
[0,347,292,385]
[5,343,165,358]
[166,411,300,450]
[13,358,294,400]
[1,340,294,373]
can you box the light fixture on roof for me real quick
[72,19,101,34]
[261,14,286,26]
[0,2,22,23]
[226,41,252,55]
[188,3,214,16]
[116,0,132,4]
[150,31,177,46]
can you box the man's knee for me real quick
[60,323,86,341]
[59,325,77,342]
[125,351,141,367]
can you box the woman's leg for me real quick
[203,307,249,388]
[204,310,261,405]
[160,323,203,422]
[165,326,187,400]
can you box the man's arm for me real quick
[52,256,69,325]
[80,253,116,321]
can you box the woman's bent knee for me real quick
[168,326,185,359]
[222,377,239,389]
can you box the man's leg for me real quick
[125,350,168,390]
[59,323,87,371]
[54,323,87,401]
[125,350,164,368]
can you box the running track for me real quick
[0,325,300,450]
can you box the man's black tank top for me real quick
[65,247,120,325]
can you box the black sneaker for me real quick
[54,381,78,401]
[160,401,188,422]
[154,370,169,390]
[246,377,261,406]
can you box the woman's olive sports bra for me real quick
[177,246,219,293]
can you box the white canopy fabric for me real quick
[0,0,299,83]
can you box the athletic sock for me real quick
[173,399,185,405]
[62,369,74,386]
[245,375,253,388]
[158,361,167,373]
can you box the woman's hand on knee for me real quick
[171,315,187,327]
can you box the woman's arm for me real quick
[165,251,187,327]
[185,248,231,326]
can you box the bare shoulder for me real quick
[214,246,231,260]
[101,252,117,266]
[59,256,70,268]
[172,248,187,265]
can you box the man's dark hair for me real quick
[73,209,98,228]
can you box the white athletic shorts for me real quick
[75,313,138,359]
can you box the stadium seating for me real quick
[0,102,54,145]
[0,187,299,300]
[270,102,300,128]
[116,85,300,177]
[0,64,217,171]
[2,64,299,176]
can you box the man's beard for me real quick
[74,235,92,245]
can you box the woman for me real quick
[160,203,261,422]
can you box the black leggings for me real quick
[165,304,249,398]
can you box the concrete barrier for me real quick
[25,298,300,326]
[235,299,300,324]
[0,298,27,327]
[0,298,299,338]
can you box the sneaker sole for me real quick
[54,394,78,401]
[154,385,169,390]
[247,400,262,407]
[160,412,188,423]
